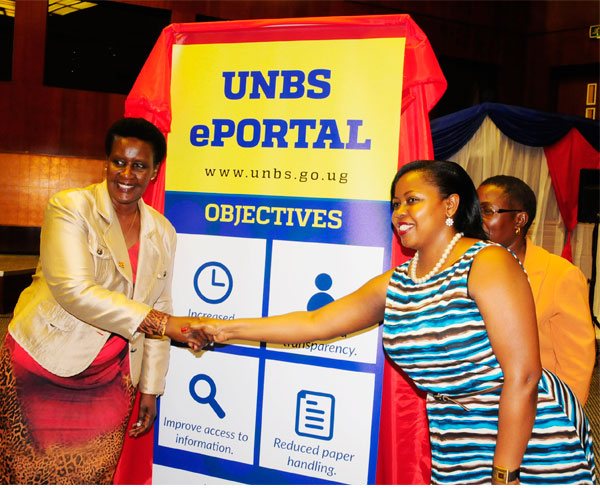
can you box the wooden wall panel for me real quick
[542,0,598,31]
[5,1,129,159]
[0,82,127,158]
[3,0,597,160]
[12,0,46,84]
[0,153,105,227]
[0,0,596,224]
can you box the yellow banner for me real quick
[168,38,405,201]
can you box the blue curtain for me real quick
[430,102,600,160]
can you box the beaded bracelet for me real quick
[139,309,169,336]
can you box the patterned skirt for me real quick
[427,369,596,484]
[0,333,136,484]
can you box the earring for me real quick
[445,217,454,227]
[515,227,521,235]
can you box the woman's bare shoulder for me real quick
[470,242,526,291]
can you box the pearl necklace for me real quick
[410,232,463,283]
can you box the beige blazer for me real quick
[9,180,175,395]
[523,237,595,404]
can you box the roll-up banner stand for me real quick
[124,16,440,484]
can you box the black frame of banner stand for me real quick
[577,168,599,330]
[591,220,599,329]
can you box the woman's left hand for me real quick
[128,392,157,437]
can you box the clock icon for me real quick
[193,261,233,304]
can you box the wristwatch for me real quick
[492,466,520,484]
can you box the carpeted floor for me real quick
[1,315,599,480]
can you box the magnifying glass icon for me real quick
[189,373,226,419]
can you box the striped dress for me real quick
[383,241,595,484]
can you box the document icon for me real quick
[295,390,335,440]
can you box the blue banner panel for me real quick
[165,192,393,249]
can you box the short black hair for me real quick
[479,175,537,233]
[105,117,167,167]
[391,160,488,240]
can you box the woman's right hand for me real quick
[165,315,212,351]
[181,318,230,344]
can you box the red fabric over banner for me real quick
[119,15,446,485]
[544,128,600,261]
[377,66,446,484]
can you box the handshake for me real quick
[164,315,230,352]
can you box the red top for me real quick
[128,240,140,284]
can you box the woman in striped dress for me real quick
[195,160,595,484]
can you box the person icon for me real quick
[307,273,334,311]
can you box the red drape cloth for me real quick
[376,77,446,484]
[120,15,446,485]
[544,128,600,262]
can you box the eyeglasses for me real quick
[480,206,524,217]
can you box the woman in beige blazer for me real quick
[0,118,207,484]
